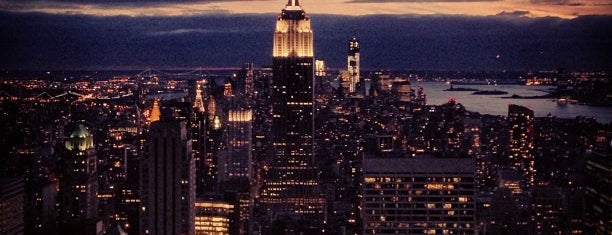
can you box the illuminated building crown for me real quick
[273,0,313,58]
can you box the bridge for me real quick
[131,67,238,80]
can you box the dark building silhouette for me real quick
[141,116,195,235]
[584,151,611,234]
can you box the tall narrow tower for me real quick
[141,118,195,235]
[193,83,205,113]
[347,35,360,93]
[260,0,324,225]
[508,104,535,188]
[57,123,98,234]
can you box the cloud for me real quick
[529,0,591,6]
[0,0,234,16]
[496,10,531,17]
[147,28,243,36]
[1,12,610,71]
[0,0,610,18]
[347,0,499,2]
[529,0,579,5]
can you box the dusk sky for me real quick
[0,0,610,71]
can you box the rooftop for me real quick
[363,154,475,174]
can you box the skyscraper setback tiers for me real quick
[258,0,325,231]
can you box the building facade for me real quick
[584,151,611,234]
[222,109,253,182]
[362,154,476,235]
[347,35,360,93]
[507,104,535,188]
[141,119,195,235]
[56,123,99,234]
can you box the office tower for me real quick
[347,35,360,93]
[19,146,57,234]
[259,0,324,227]
[391,78,411,102]
[141,117,195,235]
[584,151,611,234]
[208,96,217,120]
[236,63,255,96]
[194,199,237,235]
[361,153,476,235]
[315,59,326,77]
[507,104,535,188]
[373,70,392,92]
[224,82,233,97]
[531,187,565,235]
[437,100,466,157]
[56,123,99,234]
[0,177,24,235]
[192,82,209,197]
[221,109,253,183]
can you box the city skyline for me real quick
[0,1,610,234]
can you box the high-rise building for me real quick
[141,118,195,235]
[221,109,253,182]
[240,63,255,96]
[584,151,611,234]
[259,0,324,227]
[0,177,24,235]
[315,59,326,77]
[194,83,205,113]
[56,123,99,234]
[507,104,535,188]
[194,200,235,235]
[361,153,476,235]
[347,35,360,93]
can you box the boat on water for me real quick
[557,96,571,105]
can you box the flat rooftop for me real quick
[363,154,475,174]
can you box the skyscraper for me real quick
[259,0,324,228]
[0,177,24,235]
[347,35,360,93]
[361,153,476,235]
[222,109,253,182]
[507,104,535,188]
[141,117,195,235]
[193,83,205,113]
[56,123,99,234]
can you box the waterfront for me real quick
[418,82,612,124]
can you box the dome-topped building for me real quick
[64,123,94,151]
[57,121,99,233]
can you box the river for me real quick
[415,82,611,124]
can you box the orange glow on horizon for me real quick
[0,0,610,19]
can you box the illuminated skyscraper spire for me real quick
[348,35,360,93]
[194,84,205,112]
[149,99,161,122]
[273,0,313,58]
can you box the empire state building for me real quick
[259,0,325,226]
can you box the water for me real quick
[415,82,612,124]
